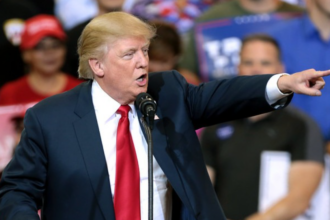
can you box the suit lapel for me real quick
[135,105,192,213]
[73,81,115,220]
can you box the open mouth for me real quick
[136,74,147,82]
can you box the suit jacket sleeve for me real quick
[180,72,291,129]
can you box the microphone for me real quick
[136,93,156,220]
[135,93,157,130]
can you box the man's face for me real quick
[238,40,283,76]
[97,0,125,11]
[96,36,150,105]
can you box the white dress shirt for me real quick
[91,74,289,220]
[92,81,171,220]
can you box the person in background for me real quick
[55,0,99,30]
[200,34,325,220]
[0,15,83,106]
[11,114,25,150]
[0,114,24,181]
[63,0,125,77]
[0,11,329,220]
[148,20,182,72]
[266,0,330,145]
[179,0,305,84]
[0,0,39,87]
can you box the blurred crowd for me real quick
[0,0,329,219]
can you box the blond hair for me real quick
[77,12,156,79]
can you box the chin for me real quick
[139,88,148,94]
[40,70,59,75]
[134,88,148,96]
[39,65,61,74]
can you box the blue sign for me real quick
[195,12,302,82]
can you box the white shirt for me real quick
[91,74,289,220]
[92,81,171,220]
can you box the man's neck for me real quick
[308,3,330,41]
[239,0,281,14]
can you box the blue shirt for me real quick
[267,14,330,140]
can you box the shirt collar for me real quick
[91,80,136,121]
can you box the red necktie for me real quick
[114,105,141,220]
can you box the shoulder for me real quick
[0,76,28,94]
[274,108,305,124]
[148,70,187,89]
[0,77,33,105]
[149,70,184,80]
[31,81,90,116]
[147,70,190,104]
[278,2,305,12]
[284,107,325,163]
[64,75,85,87]
[285,106,321,129]
[277,107,322,136]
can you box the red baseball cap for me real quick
[20,14,66,50]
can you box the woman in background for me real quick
[0,14,83,106]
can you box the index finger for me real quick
[315,70,330,78]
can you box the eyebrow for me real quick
[121,42,150,54]
[142,42,150,48]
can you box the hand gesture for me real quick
[278,69,330,96]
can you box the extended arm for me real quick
[246,161,323,220]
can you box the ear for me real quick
[88,58,104,77]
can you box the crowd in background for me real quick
[0,0,329,219]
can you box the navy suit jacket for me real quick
[0,71,291,220]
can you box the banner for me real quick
[195,12,302,81]
[0,103,36,172]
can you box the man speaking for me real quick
[0,12,329,220]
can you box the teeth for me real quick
[137,75,144,82]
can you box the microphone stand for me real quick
[141,116,154,220]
